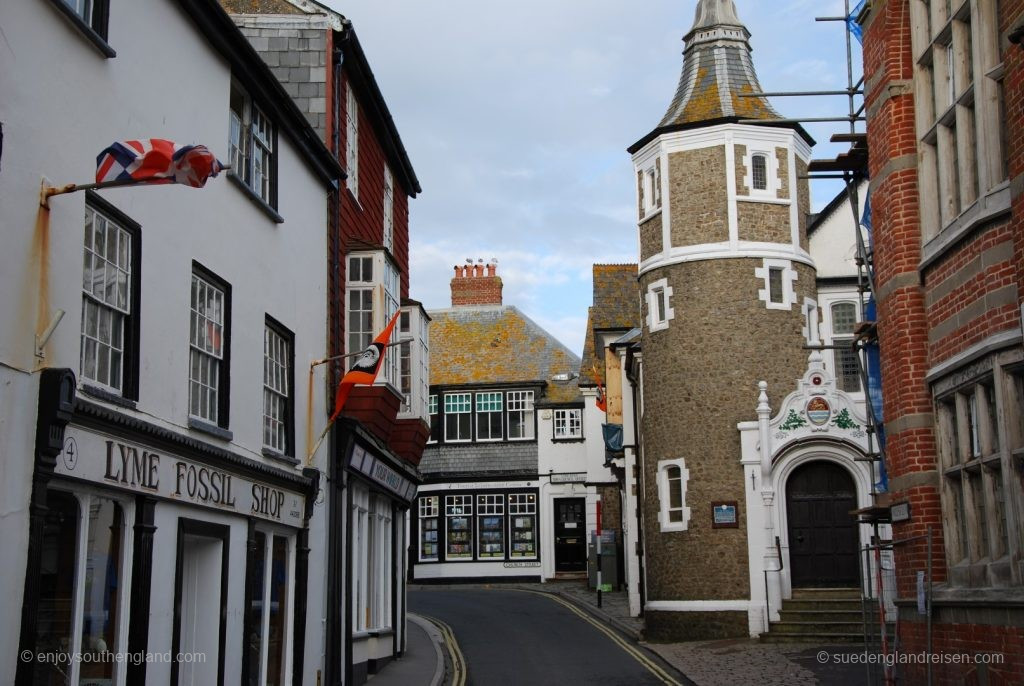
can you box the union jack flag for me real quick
[95,139,224,188]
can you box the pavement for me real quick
[371,581,872,686]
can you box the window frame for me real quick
[475,391,504,442]
[476,494,506,559]
[344,252,401,389]
[506,390,536,441]
[228,81,279,212]
[47,0,115,58]
[742,146,780,198]
[346,81,360,200]
[418,496,440,562]
[189,262,232,431]
[553,408,584,441]
[827,300,863,394]
[443,392,473,443]
[383,164,394,253]
[80,192,141,401]
[33,487,134,686]
[657,458,692,532]
[909,0,1007,248]
[262,316,295,459]
[756,258,797,310]
[646,277,674,332]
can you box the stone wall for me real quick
[737,202,790,243]
[669,147,729,246]
[638,258,815,638]
[639,214,662,263]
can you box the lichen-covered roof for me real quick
[428,305,581,404]
[579,264,640,387]
[658,0,781,128]
[219,0,307,14]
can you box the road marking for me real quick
[421,614,467,686]
[511,589,685,686]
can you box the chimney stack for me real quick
[451,259,502,307]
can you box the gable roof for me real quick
[580,264,640,386]
[428,305,581,404]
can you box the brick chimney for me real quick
[451,261,502,307]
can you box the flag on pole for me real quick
[847,0,866,44]
[329,311,401,422]
[592,365,607,413]
[96,139,224,188]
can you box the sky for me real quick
[326,0,863,356]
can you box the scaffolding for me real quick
[738,2,915,683]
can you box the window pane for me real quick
[266,536,288,686]
[80,499,123,682]
[768,268,784,304]
[247,531,266,685]
[34,491,79,686]
[752,154,768,190]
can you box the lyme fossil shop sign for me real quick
[55,426,305,527]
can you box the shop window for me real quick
[829,302,862,393]
[33,492,128,685]
[246,531,291,685]
[263,318,294,456]
[365,496,393,631]
[509,493,537,559]
[189,265,231,429]
[444,393,472,443]
[657,458,691,532]
[476,392,503,441]
[229,82,276,207]
[477,495,505,558]
[418,496,439,561]
[445,495,473,559]
[80,195,140,399]
[507,390,535,440]
[553,408,583,440]
[346,82,359,199]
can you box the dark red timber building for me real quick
[861,0,1024,682]
[226,1,428,683]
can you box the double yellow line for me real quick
[513,590,684,686]
[424,615,467,686]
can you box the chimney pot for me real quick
[454,266,461,278]
[487,264,496,277]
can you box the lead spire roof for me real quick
[658,0,780,127]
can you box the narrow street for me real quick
[410,588,685,686]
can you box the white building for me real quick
[410,265,618,583]
[0,1,341,684]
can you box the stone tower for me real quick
[629,0,816,640]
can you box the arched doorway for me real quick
[785,461,859,587]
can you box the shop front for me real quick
[18,372,317,686]
[410,481,542,582]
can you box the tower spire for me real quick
[657,0,780,128]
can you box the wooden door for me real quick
[786,462,859,587]
[554,498,586,572]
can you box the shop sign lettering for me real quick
[58,428,305,527]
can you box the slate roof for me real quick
[657,0,781,128]
[419,442,538,480]
[428,305,581,404]
[579,264,640,387]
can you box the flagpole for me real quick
[40,166,233,206]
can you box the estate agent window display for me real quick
[416,490,538,563]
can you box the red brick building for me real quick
[861,0,1024,682]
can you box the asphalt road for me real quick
[409,588,677,686]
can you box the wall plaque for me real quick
[711,501,739,529]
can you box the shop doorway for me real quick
[554,498,586,572]
[786,461,859,588]
[173,520,229,686]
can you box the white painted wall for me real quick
[809,180,869,280]
[0,0,331,682]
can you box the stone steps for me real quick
[760,588,882,644]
